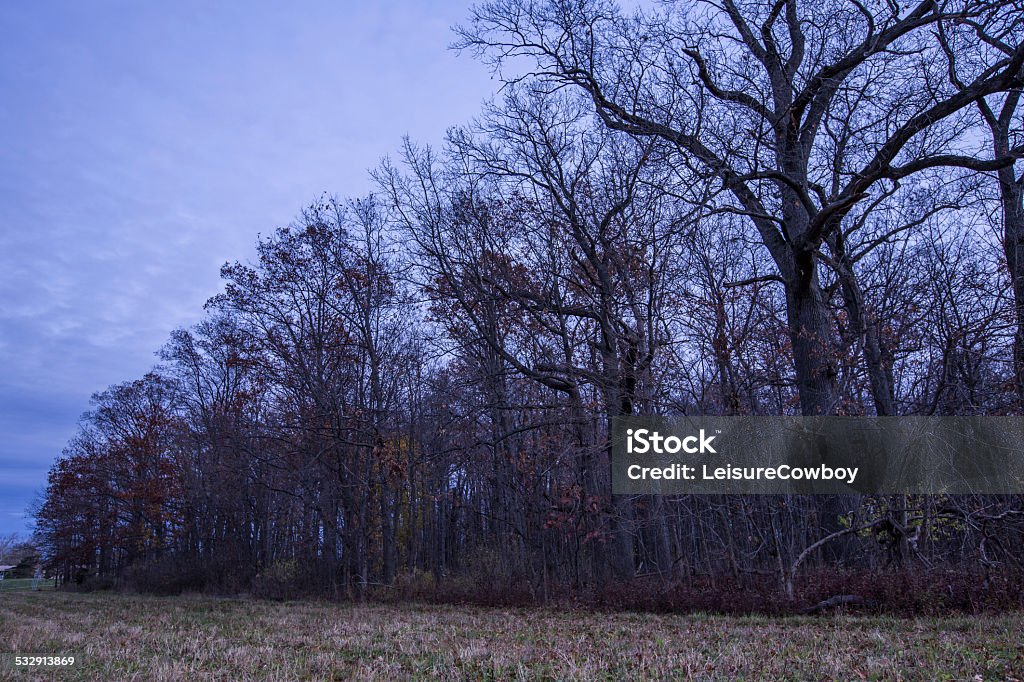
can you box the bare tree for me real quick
[458,0,1024,415]
[939,5,1024,405]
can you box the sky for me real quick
[0,1,496,537]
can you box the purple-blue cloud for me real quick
[0,0,494,535]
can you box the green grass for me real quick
[0,592,1022,680]
[0,579,51,593]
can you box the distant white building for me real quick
[0,565,16,579]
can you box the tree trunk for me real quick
[1001,177,1024,409]
[831,240,897,416]
[785,258,840,416]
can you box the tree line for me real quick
[34,0,1024,608]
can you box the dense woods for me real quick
[34,0,1024,609]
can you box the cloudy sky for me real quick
[0,1,495,536]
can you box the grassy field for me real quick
[0,579,51,593]
[0,592,1022,680]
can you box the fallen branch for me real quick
[801,594,867,614]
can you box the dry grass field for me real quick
[1,591,1022,680]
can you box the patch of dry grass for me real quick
[0,592,1021,680]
